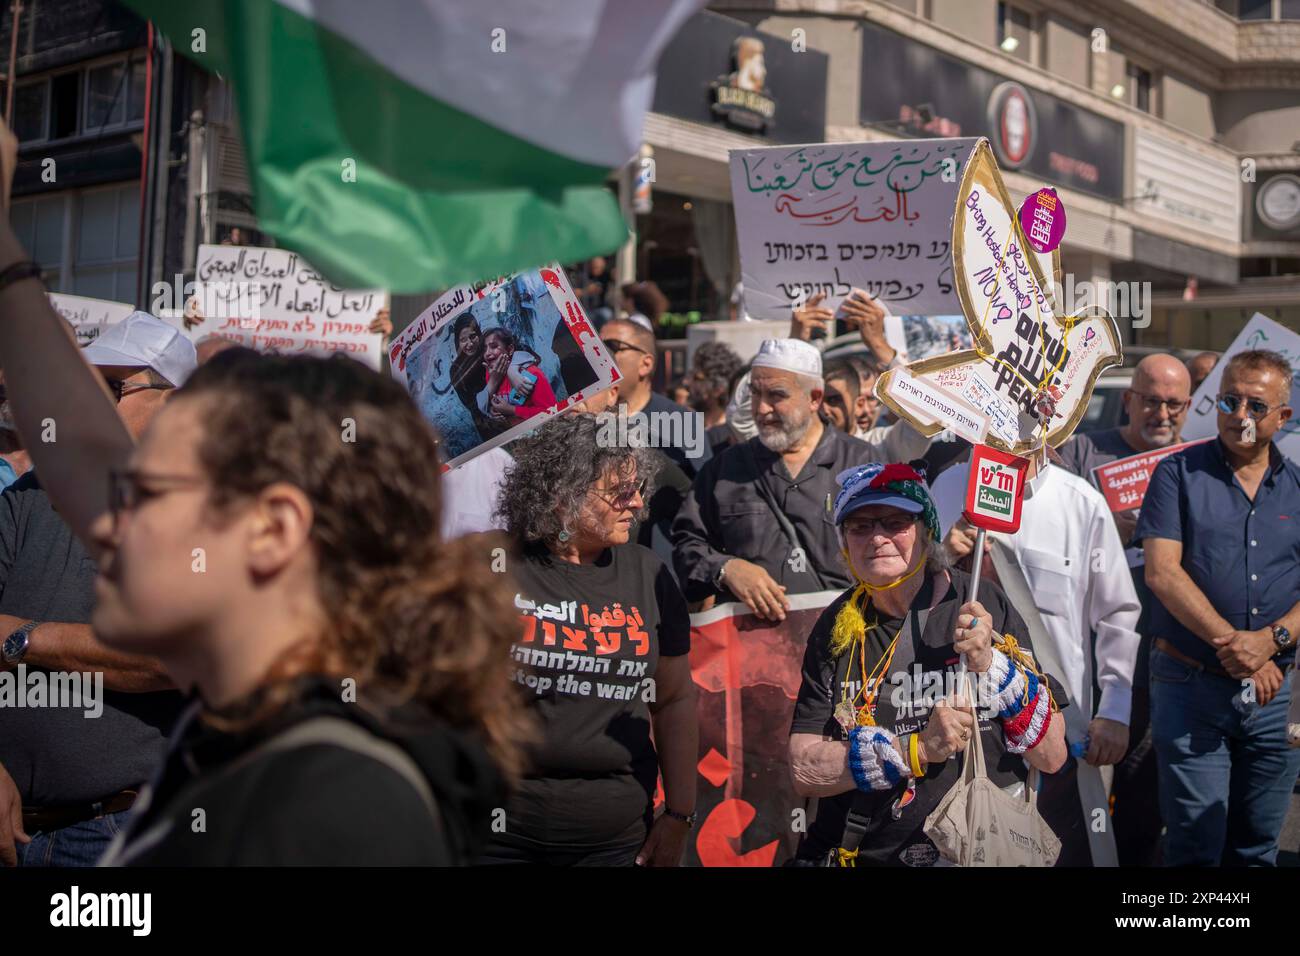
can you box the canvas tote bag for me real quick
[923,686,1061,867]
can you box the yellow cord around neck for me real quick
[830,552,926,658]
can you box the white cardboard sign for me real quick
[1182,312,1300,461]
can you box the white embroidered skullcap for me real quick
[750,338,822,378]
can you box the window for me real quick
[10,194,66,288]
[997,2,1033,61]
[9,182,139,300]
[73,183,139,301]
[13,54,146,146]
[50,72,80,140]
[13,81,47,142]
[1239,0,1274,18]
[1127,63,1152,113]
[84,56,146,132]
[1281,0,1300,18]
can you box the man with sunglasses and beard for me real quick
[1055,353,1192,865]
[1137,349,1300,866]
[0,313,193,866]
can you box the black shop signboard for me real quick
[652,10,828,145]
[859,21,1124,201]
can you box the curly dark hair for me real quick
[176,348,531,781]
[496,412,661,546]
[692,341,744,401]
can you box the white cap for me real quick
[80,311,198,388]
[750,338,822,378]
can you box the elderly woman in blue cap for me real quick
[788,462,1068,867]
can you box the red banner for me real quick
[1090,439,1209,512]
[664,591,840,867]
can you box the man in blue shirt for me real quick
[1137,348,1300,866]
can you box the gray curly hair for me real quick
[496,412,661,546]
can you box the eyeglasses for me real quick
[1128,390,1189,415]
[601,338,649,357]
[588,478,647,510]
[1217,393,1286,420]
[108,467,207,523]
[842,514,918,537]
[105,378,172,404]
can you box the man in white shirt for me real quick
[931,458,1141,766]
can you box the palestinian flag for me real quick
[127,0,701,292]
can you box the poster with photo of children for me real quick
[389,265,620,467]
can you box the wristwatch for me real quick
[714,559,730,590]
[1272,624,1295,652]
[2,620,38,665]
[662,807,698,828]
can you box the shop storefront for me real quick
[631,10,828,329]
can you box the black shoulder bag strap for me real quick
[740,440,831,592]
[835,603,930,865]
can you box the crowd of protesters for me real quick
[0,123,1297,869]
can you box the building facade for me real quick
[705,0,1300,349]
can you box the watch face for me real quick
[2,630,23,663]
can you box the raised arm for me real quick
[0,122,132,553]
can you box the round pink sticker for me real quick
[1018,187,1066,254]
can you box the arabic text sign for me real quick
[190,245,386,369]
[1182,312,1300,462]
[1091,439,1211,513]
[729,138,979,320]
[388,265,620,469]
[963,444,1029,533]
[49,293,134,346]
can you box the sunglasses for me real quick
[601,338,648,357]
[842,514,918,537]
[589,478,647,510]
[1217,393,1285,420]
[105,378,172,404]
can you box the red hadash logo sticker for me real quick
[963,443,1030,534]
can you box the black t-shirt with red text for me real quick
[500,542,690,848]
[790,569,1069,867]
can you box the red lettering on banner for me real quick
[540,268,561,289]
[539,620,558,646]
[695,799,780,868]
[519,616,536,644]
[564,301,596,344]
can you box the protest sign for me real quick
[886,368,988,444]
[901,314,973,362]
[963,444,1029,533]
[49,293,134,346]
[389,265,620,468]
[176,244,387,369]
[730,137,979,320]
[877,138,1122,455]
[1182,312,1300,462]
[673,591,840,867]
[1090,439,1211,513]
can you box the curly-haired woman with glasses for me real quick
[487,412,698,866]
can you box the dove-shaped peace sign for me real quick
[876,139,1122,456]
